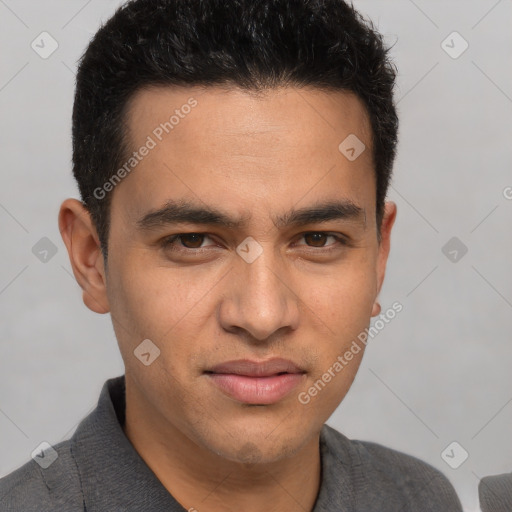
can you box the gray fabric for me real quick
[0,375,463,511]
[479,473,512,512]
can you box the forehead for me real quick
[113,85,375,227]
[126,84,372,148]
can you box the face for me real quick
[61,85,396,465]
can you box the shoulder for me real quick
[357,438,457,493]
[321,425,463,511]
[0,439,84,512]
[479,472,512,512]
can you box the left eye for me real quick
[296,232,343,248]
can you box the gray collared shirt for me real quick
[479,472,512,512]
[0,375,463,511]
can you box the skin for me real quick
[59,85,397,512]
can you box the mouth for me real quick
[204,358,306,405]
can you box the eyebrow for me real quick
[136,199,366,232]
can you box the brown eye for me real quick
[304,232,330,247]
[294,232,348,252]
[161,233,213,251]
[179,233,205,248]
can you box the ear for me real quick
[58,198,110,314]
[371,201,397,317]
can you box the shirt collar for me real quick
[70,375,186,511]
[70,374,359,511]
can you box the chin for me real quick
[202,427,309,466]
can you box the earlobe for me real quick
[58,198,110,314]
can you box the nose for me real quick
[218,245,300,342]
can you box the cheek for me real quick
[106,253,226,386]
[108,252,209,340]
[300,260,377,335]
[295,261,375,402]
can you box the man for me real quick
[479,472,512,512]
[0,0,463,510]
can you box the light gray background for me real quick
[1,1,511,511]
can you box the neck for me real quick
[123,379,322,512]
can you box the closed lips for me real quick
[205,358,305,377]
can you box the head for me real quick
[59,0,398,465]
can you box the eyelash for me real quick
[160,232,349,254]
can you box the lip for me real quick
[207,358,304,377]
[205,358,306,405]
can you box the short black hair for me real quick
[72,0,399,261]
